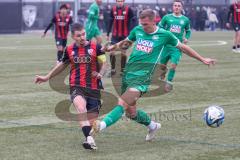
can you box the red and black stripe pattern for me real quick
[54,13,73,39]
[107,5,134,38]
[62,42,104,90]
[229,3,240,23]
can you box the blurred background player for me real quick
[85,0,103,44]
[36,23,107,150]
[90,9,216,146]
[226,0,240,53]
[158,0,191,92]
[106,0,135,76]
[42,4,73,63]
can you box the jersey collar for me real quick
[148,26,159,35]
[172,13,182,18]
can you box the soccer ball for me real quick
[203,105,225,128]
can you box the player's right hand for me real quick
[34,75,49,84]
[226,23,230,29]
[41,33,46,38]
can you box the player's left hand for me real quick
[202,58,216,66]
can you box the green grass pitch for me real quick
[0,31,240,160]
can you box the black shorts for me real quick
[111,36,126,45]
[70,86,101,113]
[55,38,67,47]
[232,22,240,32]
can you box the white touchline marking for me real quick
[189,41,227,47]
[0,116,63,129]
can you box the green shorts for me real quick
[160,46,182,65]
[86,27,101,40]
[121,72,151,94]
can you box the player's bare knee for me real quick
[171,64,177,70]
[118,98,130,109]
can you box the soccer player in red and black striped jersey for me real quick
[42,4,73,62]
[106,0,134,76]
[35,23,107,150]
[227,0,240,53]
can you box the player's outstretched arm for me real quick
[177,42,216,66]
[103,39,133,52]
[35,62,68,84]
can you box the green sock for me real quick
[130,109,151,126]
[167,68,176,82]
[102,105,124,127]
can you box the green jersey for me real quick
[158,13,191,42]
[86,2,99,30]
[122,26,179,93]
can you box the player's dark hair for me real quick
[71,23,84,35]
[173,0,183,5]
[139,9,155,20]
[60,4,68,10]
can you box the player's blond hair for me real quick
[139,9,155,21]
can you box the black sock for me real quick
[110,55,116,70]
[82,126,91,138]
[237,45,240,48]
[57,51,63,61]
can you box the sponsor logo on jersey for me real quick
[136,38,153,53]
[115,15,125,20]
[170,24,181,33]
[58,22,66,26]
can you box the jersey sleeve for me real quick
[227,4,234,23]
[62,47,70,64]
[44,17,55,34]
[166,31,179,47]
[88,5,98,20]
[96,44,106,63]
[96,44,105,56]
[127,27,137,42]
[185,18,191,40]
[158,15,166,29]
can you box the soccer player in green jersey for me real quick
[158,0,191,92]
[85,0,102,44]
[90,9,216,145]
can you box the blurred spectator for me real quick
[77,7,87,25]
[208,10,218,31]
[159,7,167,18]
[195,6,208,31]
[218,7,228,30]
[103,4,112,33]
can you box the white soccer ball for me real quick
[203,105,225,128]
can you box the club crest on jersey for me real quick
[136,38,153,53]
[180,20,184,25]
[87,49,94,55]
[152,35,159,40]
[170,24,181,33]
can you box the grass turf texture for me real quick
[0,31,240,160]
